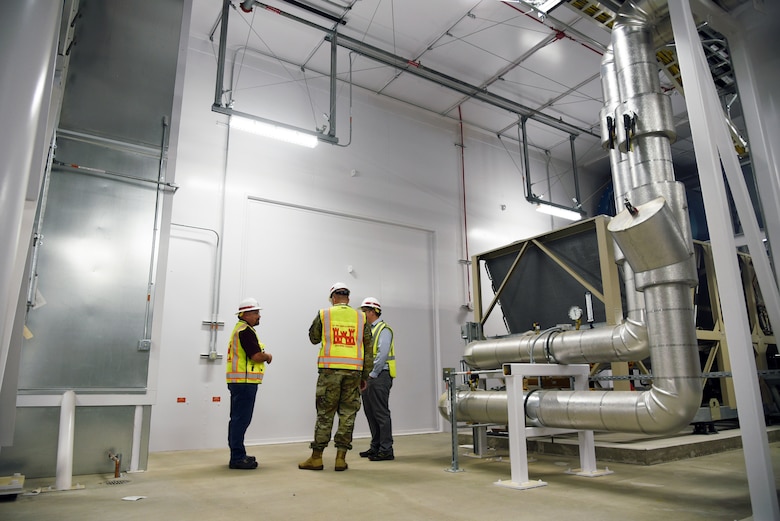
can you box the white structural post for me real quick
[499,365,542,489]
[569,367,601,476]
[496,363,611,490]
[669,2,780,520]
[130,405,144,473]
[55,391,76,491]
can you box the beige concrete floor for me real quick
[1,432,778,521]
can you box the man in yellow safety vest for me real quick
[299,282,373,472]
[358,297,396,461]
[226,297,273,469]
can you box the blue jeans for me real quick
[228,383,258,463]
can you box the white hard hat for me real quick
[329,282,350,296]
[236,297,262,314]
[360,297,381,311]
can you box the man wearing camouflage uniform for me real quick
[299,282,373,471]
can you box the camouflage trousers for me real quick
[310,369,362,451]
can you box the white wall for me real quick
[148,27,594,452]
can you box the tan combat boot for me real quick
[298,450,324,470]
[335,449,348,471]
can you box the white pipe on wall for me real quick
[55,390,76,490]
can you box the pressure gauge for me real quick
[568,305,583,321]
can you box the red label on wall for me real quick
[177,397,186,403]
[212,396,221,402]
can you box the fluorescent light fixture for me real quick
[535,0,564,13]
[230,115,318,148]
[536,203,582,221]
[498,0,564,12]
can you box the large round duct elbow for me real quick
[608,197,692,273]
[525,377,702,435]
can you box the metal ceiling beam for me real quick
[376,3,481,96]
[240,1,596,137]
[440,30,562,118]
[328,31,598,137]
[211,0,339,145]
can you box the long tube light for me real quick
[535,202,582,221]
[498,0,564,13]
[229,115,318,148]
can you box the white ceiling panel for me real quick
[379,73,473,115]
[456,98,522,133]
[544,96,603,129]
[190,0,753,184]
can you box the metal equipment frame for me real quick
[471,216,632,390]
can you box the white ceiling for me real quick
[188,0,727,192]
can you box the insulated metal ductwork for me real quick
[462,317,649,368]
[442,0,703,435]
[600,42,646,324]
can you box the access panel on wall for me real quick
[242,197,439,442]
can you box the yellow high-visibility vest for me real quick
[226,321,266,384]
[371,321,396,378]
[318,305,365,371]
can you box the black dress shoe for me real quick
[368,452,394,461]
[229,456,259,469]
[359,449,377,458]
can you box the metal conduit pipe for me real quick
[442,0,703,435]
[462,318,648,369]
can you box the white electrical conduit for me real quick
[170,223,221,358]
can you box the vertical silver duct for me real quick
[527,0,701,433]
[444,0,703,435]
[600,44,645,324]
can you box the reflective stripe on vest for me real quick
[371,321,396,378]
[318,305,365,371]
[226,321,265,384]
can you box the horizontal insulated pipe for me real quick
[441,355,700,435]
[55,390,76,490]
[527,280,701,434]
[462,317,648,370]
[439,390,509,425]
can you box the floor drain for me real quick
[105,479,131,485]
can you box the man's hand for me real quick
[264,352,273,364]
[359,379,367,392]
